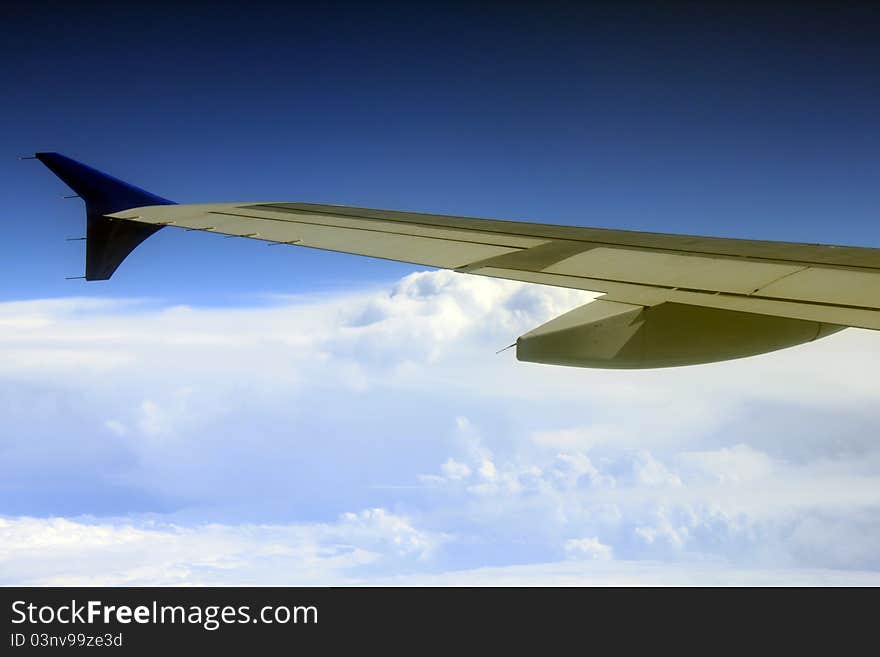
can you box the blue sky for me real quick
[1,1,880,584]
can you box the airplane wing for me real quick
[34,152,880,369]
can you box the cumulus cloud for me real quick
[0,270,879,583]
[440,458,471,480]
[564,537,614,561]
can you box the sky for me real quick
[1,1,879,585]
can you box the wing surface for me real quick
[111,201,880,331]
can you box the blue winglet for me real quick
[35,152,177,280]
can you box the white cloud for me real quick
[337,508,444,559]
[564,537,614,561]
[0,270,879,583]
[0,510,442,585]
[478,459,498,481]
[440,458,471,480]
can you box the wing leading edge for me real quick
[37,152,880,368]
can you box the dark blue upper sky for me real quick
[3,1,878,302]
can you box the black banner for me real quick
[0,586,871,651]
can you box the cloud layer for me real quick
[1,271,879,584]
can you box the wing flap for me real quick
[605,290,880,332]
[543,247,806,295]
[755,267,880,309]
